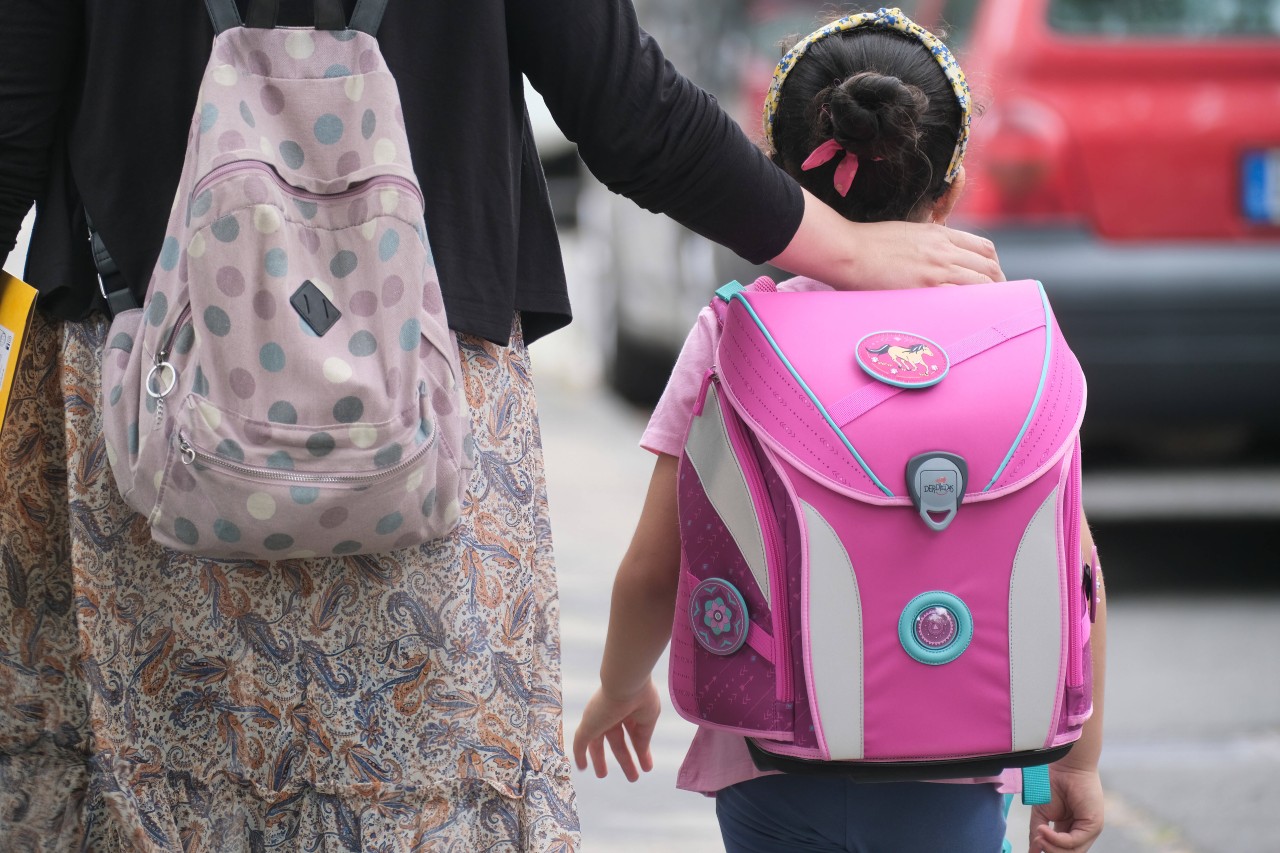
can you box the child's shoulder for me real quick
[775,275,835,294]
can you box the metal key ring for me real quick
[146,362,178,399]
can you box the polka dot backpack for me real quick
[98,0,473,559]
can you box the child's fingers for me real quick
[1035,820,1100,853]
[570,723,595,771]
[1026,807,1057,852]
[587,735,610,778]
[625,719,656,773]
[605,727,640,782]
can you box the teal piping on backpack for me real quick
[729,292,893,496]
[984,281,1054,492]
[1022,764,1052,805]
[1002,794,1015,853]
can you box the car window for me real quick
[1048,0,1280,37]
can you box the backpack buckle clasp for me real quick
[906,452,968,532]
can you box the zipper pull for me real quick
[692,369,716,418]
[177,433,196,465]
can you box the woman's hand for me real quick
[770,190,1004,290]
[1028,763,1105,852]
[572,681,662,782]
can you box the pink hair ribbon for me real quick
[801,139,860,197]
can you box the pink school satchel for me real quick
[98,0,472,559]
[669,277,1096,800]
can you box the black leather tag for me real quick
[290,280,341,336]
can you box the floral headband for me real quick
[762,7,971,184]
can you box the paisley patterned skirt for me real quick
[0,311,579,852]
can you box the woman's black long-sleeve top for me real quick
[0,0,803,344]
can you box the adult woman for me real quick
[0,1,1000,849]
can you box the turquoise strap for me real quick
[1022,764,1052,805]
[1001,793,1015,853]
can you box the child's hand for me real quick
[1027,763,1104,852]
[572,680,662,782]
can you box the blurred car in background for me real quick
[576,0,810,405]
[578,0,1280,454]
[913,0,1280,447]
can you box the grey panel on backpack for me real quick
[1009,488,1064,751]
[684,385,771,607]
[801,500,864,760]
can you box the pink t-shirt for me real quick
[639,276,1019,796]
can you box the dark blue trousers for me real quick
[716,775,1007,852]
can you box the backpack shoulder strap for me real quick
[711,276,777,325]
[711,280,743,325]
[314,0,347,31]
[234,0,387,34]
[204,0,242,35]
[349,0,390,35]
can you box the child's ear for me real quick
[930,166,966,225]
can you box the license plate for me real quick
[1242,149,1280,225]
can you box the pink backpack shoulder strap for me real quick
[711,275,777,324]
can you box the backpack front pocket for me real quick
[150,387,461,559]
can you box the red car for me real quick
[912,0,1280,443]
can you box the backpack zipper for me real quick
[176,428,433,486]
[716,378,794,705]
[159,304,194,364]
[190,160,424,209]
[146,303,195,399]
[1065,439,1084,689]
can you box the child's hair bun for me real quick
[823,71,928,165]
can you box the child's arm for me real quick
[572,453,682,782]
[1029,511,1107,853]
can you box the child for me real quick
[573,8,1107,853]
